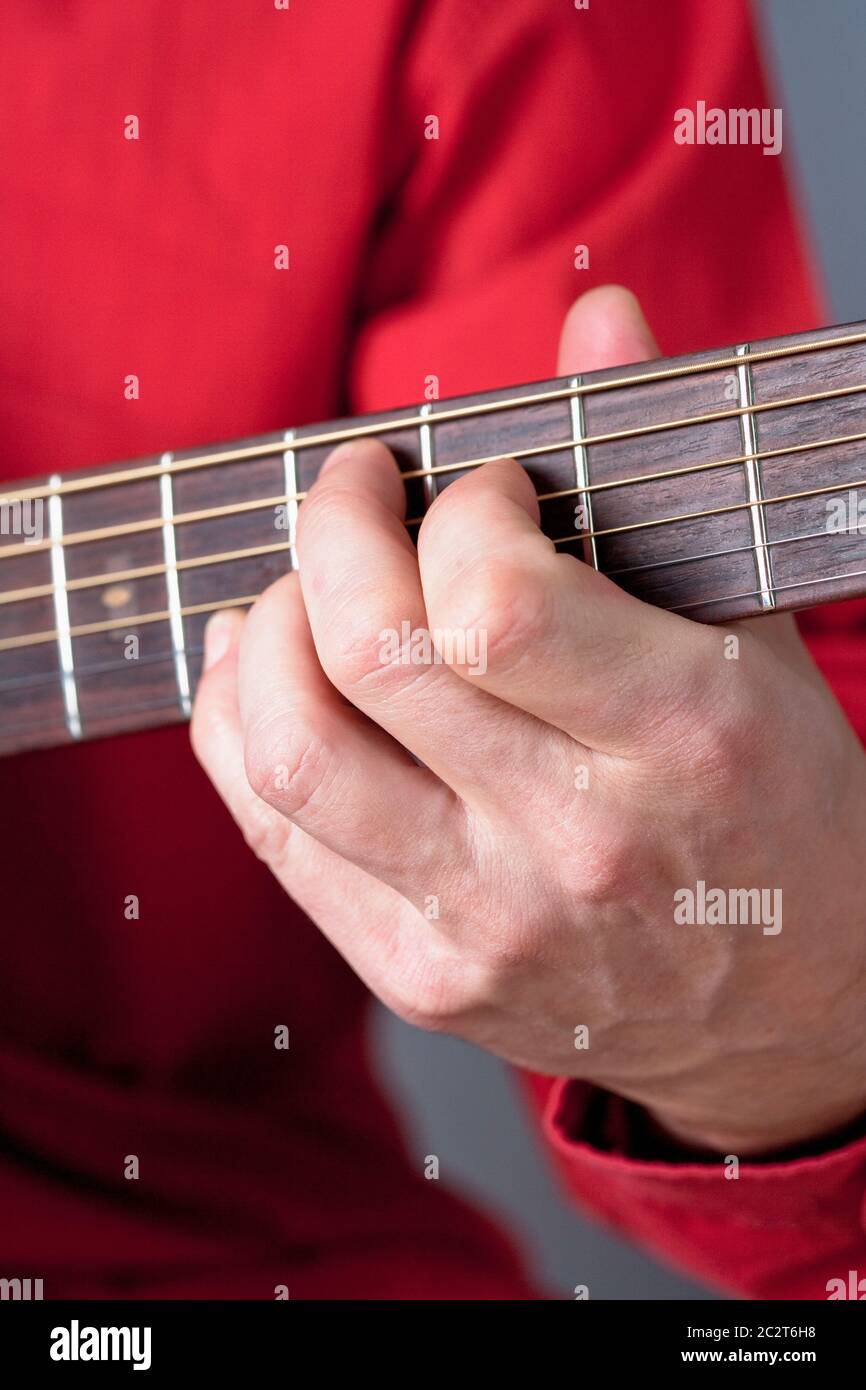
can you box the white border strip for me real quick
[159,452,192,716]
[735,345,775,610]
[569,376,598,568]
[48,473,82,739]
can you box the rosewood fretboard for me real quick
[3,319,866,757]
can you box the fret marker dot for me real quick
[103,585,133,610]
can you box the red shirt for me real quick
[1,0,864,1299]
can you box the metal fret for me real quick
[282,429,299,570]
[47,474,82,739]
[159,452,192,717]
[735,344,775,610]
[569,376,598,568]
[419,403,437,511]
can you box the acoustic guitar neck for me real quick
[2,318,866,757]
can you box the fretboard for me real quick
[3,318,866,758]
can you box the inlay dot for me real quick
[102,584,132,610]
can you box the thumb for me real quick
[557,284,659,376]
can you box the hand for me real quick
[192,286,866,1157]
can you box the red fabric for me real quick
[529,1078,866,1301]
[0,0,863,1299]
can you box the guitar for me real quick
[2,318,866,758]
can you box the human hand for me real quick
[192,287,866,1156]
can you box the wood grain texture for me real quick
[2,321,865,757]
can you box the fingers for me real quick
[295,439,574,809]
[417,461,714,754]
[189,608,302,869]
[415,287,719,755]
[232,570,470,899]
[189,608,451,1005]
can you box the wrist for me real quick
[638,950,866,1158]
[645,1075,866,1159]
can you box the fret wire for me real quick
[282,429,299,570]
[159,452,192,718]
[569,374,598,569]
[6,462,866,654]
[3,328,866,507]
[736,343,776,610]
[4,388,866,566]
[47,474,82,739]
[419,403,437,512]
[3,424,866,616]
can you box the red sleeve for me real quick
[526,1074,866,1300]
[347,0,861,1299]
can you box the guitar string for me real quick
[2,327,865,506]
[0,540,293,606]
[605,519,849,578]
[0,640,211,693]
[4,539,866,711]
[3,470,866,654]
[2,419,866,607]
[668,562,866,614]
[1,690,195,740]
[3,384,866,566]
[1,511,863,702]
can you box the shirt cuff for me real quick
[535,1077,866,1298]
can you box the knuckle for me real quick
[240,799,293,866]
[631,639,757,787]
[388,989,459,1034]
[384,957,489,1034]
[683,694,758,795]
[244,713,332,821]
[447,558,550,673]
[327,612,419,699]
[566,826,635,908]
[478,929,538,976]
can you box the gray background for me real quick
[369,0,866,1300]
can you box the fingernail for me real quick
[203,610,238,670]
